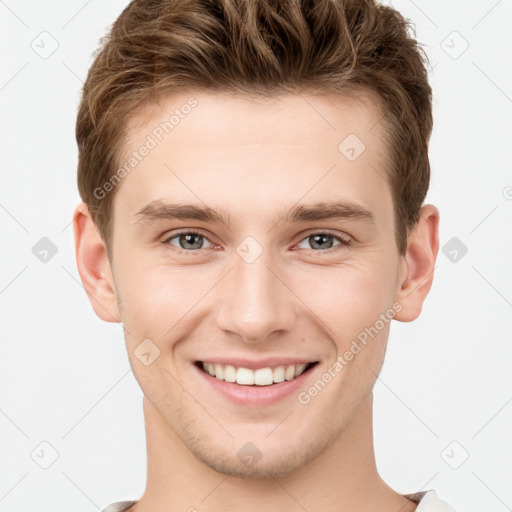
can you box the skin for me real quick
[74,91,439,512]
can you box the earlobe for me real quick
[393,204,440,323]
[73,202,121,323]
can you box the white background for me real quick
[1,0,511,510]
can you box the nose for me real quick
[215,248,298,344]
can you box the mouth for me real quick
[194,360,319,386]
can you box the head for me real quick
[74,0,439,479]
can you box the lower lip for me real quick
[194,363,317,406]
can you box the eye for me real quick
[162,230,214,252]
[161,229,352,255]
[295,231,352,252]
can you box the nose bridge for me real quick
[215,245,296,343]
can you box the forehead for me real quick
[125,90,385,148]
[114,91,393,229]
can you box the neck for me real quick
[130,393,416,512]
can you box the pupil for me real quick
[311,234,333,249]
[181,233,202,249]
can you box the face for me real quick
[93,91,410,478]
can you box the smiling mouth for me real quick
[195,361,319,386]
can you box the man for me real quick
[73,0,457,510]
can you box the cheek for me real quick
[112,256,166,339]
[293,257,394,338]
[115,257,217,343]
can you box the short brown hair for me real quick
[76,0,433,258]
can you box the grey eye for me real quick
[166,232,212,251]
[297,233,342,251]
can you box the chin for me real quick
[187,434,330,480]
[201,452,305,480]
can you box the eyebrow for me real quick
[134,200,376,227]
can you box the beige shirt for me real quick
[101,489,458,512]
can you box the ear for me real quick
[73,202,121,323]
[393,204,440,322]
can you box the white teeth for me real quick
[273,365,285,383]
[200,361,313,386]
[295,363,308,375]
[254,368,274,386]
[214,363,224,380]
[236,367,254,385]
[224,364,236,382]
[284,364,295,381]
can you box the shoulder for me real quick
[101,501,137,512]
[405,490,458,512]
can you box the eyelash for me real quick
[161,229,352,256]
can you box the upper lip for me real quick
[196,358,318,370]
